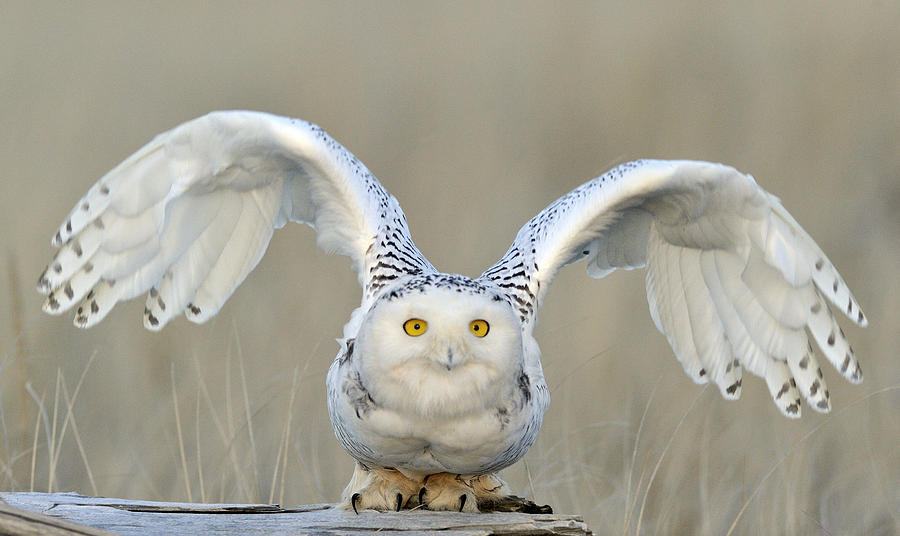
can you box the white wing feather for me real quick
[38,111,433,330]
[39,117,866,418]
[481,160,866,417]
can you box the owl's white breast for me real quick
[325,278,550,475]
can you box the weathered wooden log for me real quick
[0,492,592,535]
[0,495,116,536]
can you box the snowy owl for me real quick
[37,111,867,514]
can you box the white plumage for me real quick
[37,111,867,512]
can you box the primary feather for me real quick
[482,159,866,416]
[38,111,433,330]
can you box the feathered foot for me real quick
[418,472,552,514]
[339,463,422,513]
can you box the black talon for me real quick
[396,492,403,511]
[418,487,427,505]
[351,493,361,514]
[459,493,467,512]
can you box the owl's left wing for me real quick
[480,160,866,417]
[37,111,434,330]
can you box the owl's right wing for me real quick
[37,111,434,330]
[481,160,866,417]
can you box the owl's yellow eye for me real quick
[469,319,490,337]
[403,318,428,336]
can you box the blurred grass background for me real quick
[1,2,898,534]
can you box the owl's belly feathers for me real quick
[326,344,548,475]
[348,404,536,475]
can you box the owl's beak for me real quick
[433,346,458,371]
[442,348,455,370]
[431,340,467,371]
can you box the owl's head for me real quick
[355,274,522,418]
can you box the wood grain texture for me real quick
[0,495,116,536]
[0,493,592,535]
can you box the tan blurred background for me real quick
[1,2,898,534]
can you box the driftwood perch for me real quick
[0,492,592,535]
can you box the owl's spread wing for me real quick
[37,111,433,329]
[481,160,866,417]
